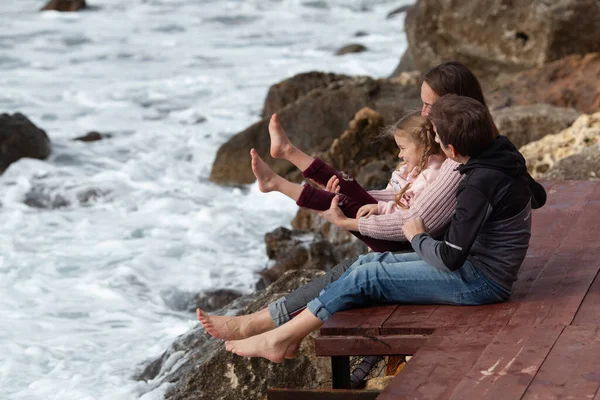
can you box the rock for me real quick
[488,53,600,114]
[137,269,331,400]
[541,143,600,180]
[209,76,420,185]
[365,376,396,390]
[519,112,600,178]
[386,5,412,19]
[390,50,415,77]
[491,104,579,149]
[40,0,86,11]
[191,289,243,313]
[354,31,369,37]
[335,44,368,56]
[24,190,70,209]
[73,131,111,142]
[405,0,600,80]
[262,72,351,119]
[0,113,51,174]
[257,227,337,289]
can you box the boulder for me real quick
[191,289,243,313]
[405,0,600,80]
[0,113,51,174]
[40,0,86,11]
[541,143,600,180]
[491,104,579,149]
[488,53,600,114]
[137,269,331,400]
[335,44,368,56]
[519,112,600,178]
[73,131,111,142]
[209,77,420,185]
[262,72,351,119]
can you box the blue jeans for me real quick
[306,252,511,322]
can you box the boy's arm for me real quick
[411,185,491,270]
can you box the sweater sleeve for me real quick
[358,159,462,241]
[368,189,396,202]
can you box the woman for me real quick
[197,61,500,342]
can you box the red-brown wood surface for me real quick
[319,305,398,336]
[522,325,600,400]
[448,325,565,400]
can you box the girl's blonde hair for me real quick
[385,111,442,209]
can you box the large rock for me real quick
[541,143,600,181]
[0,113,51,174]
[137,269,331,400]
[519,112,600,178]
[40,0,86,11]
[262,72,351,119]
[488,53,600,114]
[491,104,579,149]
[335,44,368,56]
[209,76,421,185]
[405,0,600,80]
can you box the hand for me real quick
[315,195,346,225]
[357,204,378,218]
[311,176,340,194]
[402,217,427,241]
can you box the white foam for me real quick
[0,0,411,398]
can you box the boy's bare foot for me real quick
[225,331,300,363]
[251,149,280,193]
[269,114,294,159]
[197,308,275,341]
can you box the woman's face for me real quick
[394,133,423,172]
[420,82,440,117]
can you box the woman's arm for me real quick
[357,159,462,241]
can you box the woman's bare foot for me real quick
[251,149,281,193]
[269,114,294,159]
[196,308,274,341]
[225,331,301,363]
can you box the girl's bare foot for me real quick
[269,114,294,159]
[225,331,301,363]
[251,149,280,193]
[196,308,274,341]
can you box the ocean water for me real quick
[0,0,410,398]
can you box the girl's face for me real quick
[394,133,424,171]
[420,82,440,117]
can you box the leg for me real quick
[225,308,323,363]
[197,307,275,341]
[251,149,303,200]
[307,252,505,322]
[269,113,315,172]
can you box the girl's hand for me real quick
[357,204,378,219]
[325,176,340,194]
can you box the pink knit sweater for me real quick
[360,159,462,241]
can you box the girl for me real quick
[250,111,445,253]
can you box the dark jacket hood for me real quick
[457,135,547,209]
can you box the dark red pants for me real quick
[297,158,411,253]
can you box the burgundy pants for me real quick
[297,158,411,253]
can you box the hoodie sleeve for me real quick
[411,185,492,271]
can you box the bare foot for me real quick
[269,114,294,159]
[197,308,274,340]
[225,331,300,363]
[251,149,280,193]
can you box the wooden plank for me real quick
[448,325,564,400]
[378,326,500,400]
[267,388,380,400]
[320,305,398,336]
[316,334,430,357]
[573,270,600,325]
[522,325,600,400]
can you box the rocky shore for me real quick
[3,0,599,398]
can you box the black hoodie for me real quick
[412,136,546,290]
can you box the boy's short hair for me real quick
[428,94,495,157]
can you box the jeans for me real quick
[306,251,511,322]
